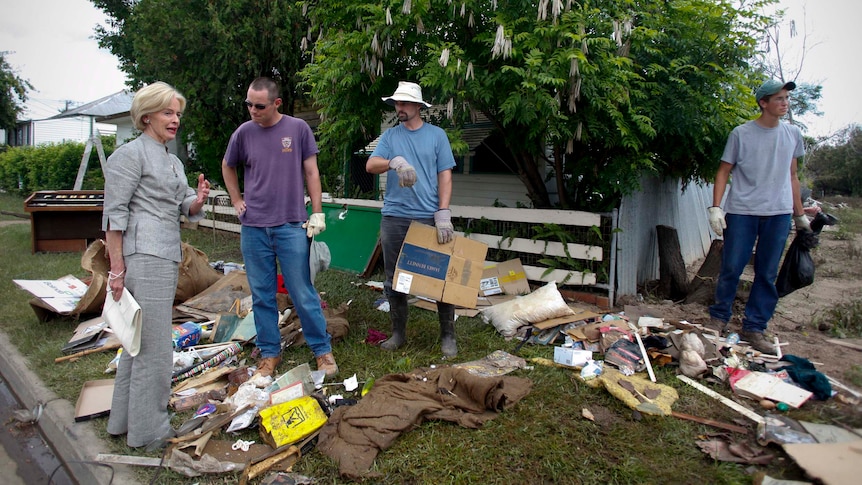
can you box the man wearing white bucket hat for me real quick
[366,81,459,357]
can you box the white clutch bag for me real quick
[102,288,142,356]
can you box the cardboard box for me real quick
[553,347,593,368]
[74,379,114,422]
[393,222,488,308]
[480,259,530,296]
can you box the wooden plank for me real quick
[671,411,749,434]
[450,205,601,227]
[825,338,862,352]
[463,232,603,261]
[96,454,164,467]
[677,375,785,426]
[523,265,597,286]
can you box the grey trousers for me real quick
[106,253,177,447]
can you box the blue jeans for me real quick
[241,223,331,358]
[709,213,791,333]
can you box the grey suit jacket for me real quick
[102,134,204,263]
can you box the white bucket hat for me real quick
[381,81,432,108]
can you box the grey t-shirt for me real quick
[721,120,804,216]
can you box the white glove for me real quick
[793,214,812,232]
[389,156,417,188]
[708,206,726,236]
[434,209,454,244]
[303,212,326,237]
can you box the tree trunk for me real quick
[656,225,689,301]
[684,239,724,305]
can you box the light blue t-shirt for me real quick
[721,120,804,216]
[370,122,456,218]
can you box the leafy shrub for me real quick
[0,136,114,194]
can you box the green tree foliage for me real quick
[302,0,774,210]
[0,52,33,131]
[0,136,116,194]
[91,0,310,184]
[806,124,862,196]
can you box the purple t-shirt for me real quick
[224,115,319,227]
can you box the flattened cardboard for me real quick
[63,316,108,354]
[732,371,813,409]
[532,307,602,330]
[393,222,488,308]
[14,275,88,314]
[74,379,114,422]
[480,259,530,296]
[783,441,862,485]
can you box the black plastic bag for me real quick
[776,230,818,297]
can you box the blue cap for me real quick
[755,79,796,103]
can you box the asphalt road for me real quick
[0,374,73,484]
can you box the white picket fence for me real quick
[198,191,617,305]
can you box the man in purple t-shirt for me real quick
[222,77,337,378]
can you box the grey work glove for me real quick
[708,206,726,237]
[303,212,326,237]
[793,214,812,233]
[389,156,417,188]
[434,209,454,244]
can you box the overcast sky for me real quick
[1,0,859,136]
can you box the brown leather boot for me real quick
[316,352,338,376]
[255,356,282,377]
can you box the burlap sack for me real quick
[175,242,224,303]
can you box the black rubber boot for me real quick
[438,303,457,357]
[381,293,408,351]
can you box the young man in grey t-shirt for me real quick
[706,79,811,353]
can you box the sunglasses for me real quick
[243,100,270,110]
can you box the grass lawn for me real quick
[0,190,828,484]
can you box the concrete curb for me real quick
[0,330,142,485]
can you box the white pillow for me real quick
[480,281,575,338]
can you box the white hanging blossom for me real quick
[371,33,380,55]
[567,138,574,154]
[468,12,474,28]
[402,0,412,15]
[417,17,425,33]
[386,7,392,25]
[576,122,583,142]
[457,58,461,71]
[446,98,454,119]
[552,0,562,20]
[537,0,548,21]
[466,61,475,80]
[568,78,581,112]
[301,36,308,51]
[460,2,466,17]
[570,58,579,77]
[439,48,450,67]
[613,20,622,47]
[580,25,588,56]
[491,25,512,59]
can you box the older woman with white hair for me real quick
[102,81,210,449]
